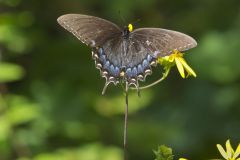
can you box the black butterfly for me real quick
[57,14,197,94]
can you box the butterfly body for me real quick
[122,25,131,39]
[57,14,197,94]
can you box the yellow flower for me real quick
[216,139,240,160]
[179,158,188,160]
[157,50,197,78]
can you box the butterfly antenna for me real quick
[124,82,129,160]
[131,18,141,25]
[118,10,126,25]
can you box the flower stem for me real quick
[131,68,170,90]
[124,82,129,160]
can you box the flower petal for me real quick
[175,57,185,78]
[217,144,228,159]
[226,139,233,158]
[178,57,197,77]
[233,144,240,159]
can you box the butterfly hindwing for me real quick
[101,35,150,68]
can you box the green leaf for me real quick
[33,143,123,160]
[0,116,11,141]
[154,145,174,160]
[6,95,39,125]
[0,62,24,83]
[94,90,153,116]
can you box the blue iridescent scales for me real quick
[92,47,157,94]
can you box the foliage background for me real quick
[1,0,240,159]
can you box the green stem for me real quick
[131,68,171,90]
[124,82,129,160]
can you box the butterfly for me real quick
[57,14,197,94]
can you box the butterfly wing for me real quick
[57,14,122,47]
[130,28,197,57]
[124,38,151,67]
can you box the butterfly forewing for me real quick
[131,28,197,57]
[57,14,122,47]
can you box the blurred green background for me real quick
[1,0,240,159]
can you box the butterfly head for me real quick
[123,23,133,38]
